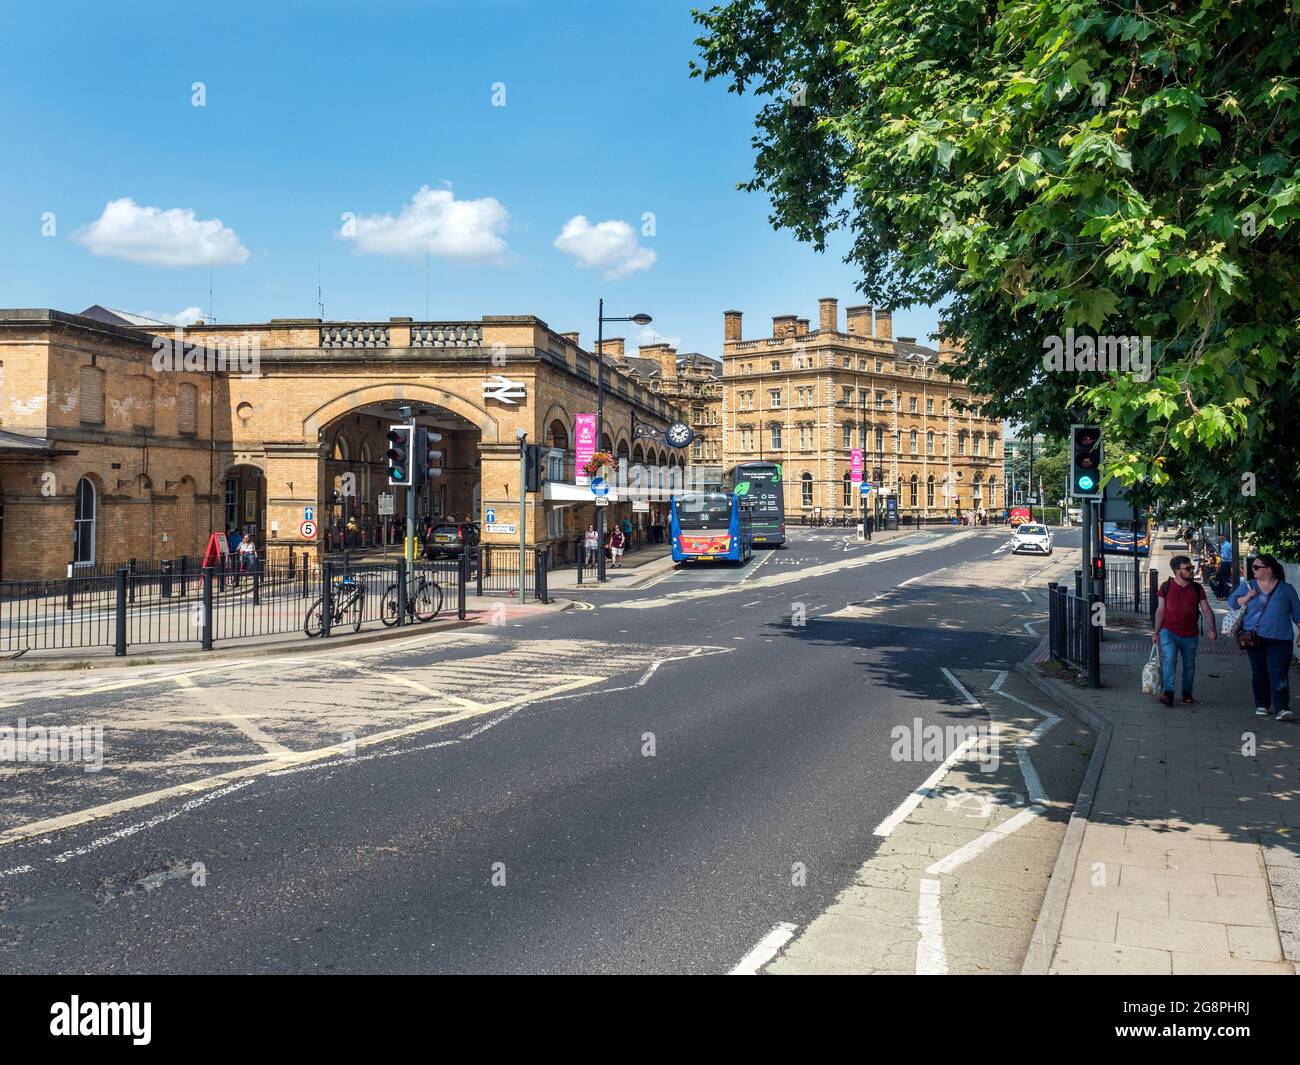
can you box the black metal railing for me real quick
[1048,581,1101,687]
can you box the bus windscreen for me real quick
[676,492,733,529]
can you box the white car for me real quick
[1011,523,1053,556]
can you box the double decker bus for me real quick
[1101,518,1153,557]
[670,490,753,564]
[725,461,786,547]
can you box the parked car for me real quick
[425,521,480,558]
[1010,522,1053,556]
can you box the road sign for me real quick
[860,482,873,495]
[304,506,315,522]
[299,519,317,539]
[484,507,497,524]
[591,477,610,497]
[485,522,516,534]
[377,493,394,517]
[595,498,609,507]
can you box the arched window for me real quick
[550,419,569,450]
[332,435,349,461]
[987,475,998,507]
[973,433,982,456]
[973,472,984,502]
[909,429,918,454]
[842,472,852,507]
[926,475,935,508]
[957,431,968,456]
[600,433,613,452]
[926,431,935,455]
[616,439,630,460]
[74,477,96,565]
[909,474,919,507]
[800,471,813,507]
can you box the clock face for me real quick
[666,422,694,448]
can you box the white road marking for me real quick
[1023,621,1038,635]
[175,675,291,755]
[939,667,981,707]
[1,864,33,878]
[729,921,798,975]
[1021,590,1033,602]
[872,734,981,838]
[926,806,1045,876]
[915,879,947,975]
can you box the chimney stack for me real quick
[796,318,810,337]
[846,305,873,336]
[724,310,743,343]
[818,297,838,332]
[639,343,678,379]
[874,308,893,341]
[598,337,625,357]
[560,331,580,346]
[772,314,798,339]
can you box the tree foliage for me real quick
[691,0,1300,553]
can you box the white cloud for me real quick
[638,326,682,349]
[75,198,250,267]
[342,185,510,260]
[145,306,206,326]
[553,215,655,280]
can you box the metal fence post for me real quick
[396,556,407,627]
[1148,569,1159,626]
[65,562,74,610]
[321,560,333,637]
[458,552,468,620]
[114,567,128,656]
[252,559,261,607]
[1087,592,1102,688]
[576,536,584,585]
[289,545,296,580]
[535,546,548,604]
[201,567,214,651]
[1074,568,1083,597]
[1047,582,1058,659]
[476,546,484,597]
[180,554,189,597]
[128,558,137,604]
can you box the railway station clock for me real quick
[665,421,695,449]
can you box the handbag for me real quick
[1141,645,1162,695]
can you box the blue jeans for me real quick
[1245,637,1292,713]
[1159,630,1198,695]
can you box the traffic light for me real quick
[1091,554,1106,583]
[418,428,444,486]
[1070,424,1103,498]
[524,444,548,493]
[385,425,414,486]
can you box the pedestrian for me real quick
[1215,534,1233,598]
[1151,554,1218,706]
[621,516,633,540]
[583,523,599,567]
[1228,554,1300,721]
[609,524,626,568]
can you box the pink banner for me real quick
[850,448,863,482]
[575,413,597,484]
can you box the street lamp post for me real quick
[857,393,892,535]
[596,299,652,582]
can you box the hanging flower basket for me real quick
[583,450,615,480]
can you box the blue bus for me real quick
[726,461,786,546]
[670,490,753,564]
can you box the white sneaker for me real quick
[1256,706,1270,716]
[1277,709,1295,722]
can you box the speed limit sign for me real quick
[299,519,317,539]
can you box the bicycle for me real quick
[381,571,442,626]
[304,574,365,637]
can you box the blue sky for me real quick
[0,0,942,356]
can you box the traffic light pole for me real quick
[405,413,417,603]
[518,432,527,606]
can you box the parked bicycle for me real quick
[305,574,365,637]
[381,572,442,626]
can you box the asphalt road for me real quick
[0,526,1079,973]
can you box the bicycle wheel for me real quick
[413,579,442,622]
[304,599,325,638]
[380,584,401,627]
[345,589,364,633]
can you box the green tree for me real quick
[691,0,1300,553]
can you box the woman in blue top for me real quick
[1228,554,1300,721]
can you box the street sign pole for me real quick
[518,433,527,605]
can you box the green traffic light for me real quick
[1077,474,1095,491]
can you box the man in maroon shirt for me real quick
[1151,554,1218,706]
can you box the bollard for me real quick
[1087,592,1102,688]
[321,560,334,638]
[252,559,261,606]
[576,537,584,585]
[535,546,549,604]
[160,558,174,598]
[396,556,407,627]
[180,554,189,597]
[288,545,296,580]
[1074,568,1083,597]
[114,567,128,656]
[65,561,74,611]
[201,567,214,650]
[128,558,137,604]
[475,546,484,597]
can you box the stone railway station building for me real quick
[0,308,687,582]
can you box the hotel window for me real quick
[800,472,813,507]
[909,396,918,413]
[770,360,781,371]
[693,440,703,460]
[770,425,782,450]
[769,389,782,408]
[973,435,982,456]
[843,356,851,368]
[843,473,852,507]
[842,423,853,449]
[875,390,886,405]
[842,386,853,404]
[859,423,867,448]
[926,431,935,455]
[858,359,866,370]
[799,425,813,450]
[926,476,935,507]
[909,476,918,507]
[926,398,934,413]
[894,431,902,453]
[909,430,918,453]
[875,359,883,372]
[859,389,868,406]
[958,431,967,455]
[875,427,884,451]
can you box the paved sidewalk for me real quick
[1024,541,1300,974]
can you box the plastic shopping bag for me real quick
[1222,606,1245,639]
[1141,645,1162,694]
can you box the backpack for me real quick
[1159,578,1206,634]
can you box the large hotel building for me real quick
[719,298,1004,521]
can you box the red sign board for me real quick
[1010,507,1033,526]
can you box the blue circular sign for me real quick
[591,478,610,497]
